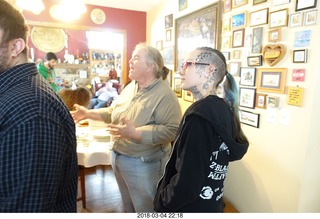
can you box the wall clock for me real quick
[90,8,106,25]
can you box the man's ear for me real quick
[11,38,26,57]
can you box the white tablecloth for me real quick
[76,120,112,168]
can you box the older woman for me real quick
[71,42,182,212]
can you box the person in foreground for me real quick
[71,42,182,212]
[154,47,249,212]
[0,0,78,212]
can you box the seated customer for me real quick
[58,87,92,111]
[90,81,119,109]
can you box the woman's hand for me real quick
[107,118,141,141]
[70,104,88,123]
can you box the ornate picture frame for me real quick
[175,3,220,71]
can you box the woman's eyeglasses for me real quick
[180,61,211,71]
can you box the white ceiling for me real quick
[83,0,163,12]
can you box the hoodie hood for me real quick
[185,95,249,161]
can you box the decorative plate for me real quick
[31,27,65,53]
[90,8,106,25]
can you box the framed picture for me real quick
[267,96,279,107]
[166,69,173,86]
[268,28,281,42]
[256,93,267,109]
[222,18,231,32]
[166,29,172,42]
[239,87,256,109]
[249,8,269,27]
[269,9,288,28]
[253,0,267,5]
[304,10,317,26]
[233,50,241,59]
[222,52,230,60]
[289,12,302,27]
[252,27,263,53]
[224,0,232,13]
[231,11,247,29]
[293,49,308,63]
[179,0,187,11]
[156,40,163,50]
[173,75,182,97]
[228,61,241,76]
[232,0,248,8]
[232,28,245,48]
[256,68,287,93]
[272,0,290,6]
[295,0,317,12]
[247,55,262,66]
[240,67,256,86]
[163,47,174,65]
[165,14,173,29]
[175,3,220,71]
[222,36,231,50]
[183,90,194,102]
[239,110,260,128]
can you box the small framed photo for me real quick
[256,68,287,94]
[233,50,241,59]
[228,61,241,76]
[183,90,194,102]
[253,0,267,5]
[252,27,263,53]
[239,87,256,109]
[293,49,308,63]
[156,40,163,50]
[304,10,317,26]
[295,0,317,12]
[247,55,262,66]
[179,0,187,11]
[232,28,245,48]
[266,96,279,107]
[224,0,232,13]
[231,11,247,29]
[222,18,231,32]
[289,12,302,27]
[239,110,260,128]
[165,14,173,29]
[232,0,248,8]
[268,28,282,42]
[222,36,231,50]
[166,29,172,42]
[269,9,288,28]
[249,8,269,27]
[173,74,182,97]
[256,93,268,109]
[222,52,230,60]
[272,0,290,6]
[240,67,256,86]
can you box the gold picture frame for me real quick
[256,68,287,93]
[232,0,248,8]
[268,28,282,42]
[269,8,288,28]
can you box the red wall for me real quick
[22,1,146,83]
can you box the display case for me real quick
[89,49,122,82]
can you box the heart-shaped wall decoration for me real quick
[262,44,286,66]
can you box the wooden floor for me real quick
[77,165,238,213]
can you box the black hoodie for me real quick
[154,95,249,212]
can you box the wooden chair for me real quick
[77,165,86,209]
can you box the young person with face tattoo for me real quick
[154,47,249,212]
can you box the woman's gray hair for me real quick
[134,42,169,80]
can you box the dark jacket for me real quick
[154,95,249,212]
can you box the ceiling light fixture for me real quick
[16,0,44,15]
[50,0,87,22]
